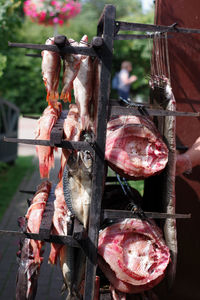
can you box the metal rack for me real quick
[3,4,200,299]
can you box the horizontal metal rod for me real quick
[22,114,39,119]
[25,53,41,58]
[4,137,94,151]
[0,230,81,247]
[19,190,35,194]
[109,106,200,117]
[116,21,200,34]
[103,209,191,219]
[115,34,172,40]
[8,42,98,56]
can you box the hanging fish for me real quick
[60,35,88,103]
[35,103,62,178]
[41,37,61,107]
[16,181,51,300]
[48,182,78,299]
[63,146,93,229]
[58,104,82,181]
[73,35,94,130]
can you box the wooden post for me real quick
[83,5,116,300]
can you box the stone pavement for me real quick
[0,116,67,300]
[17,116,62,158]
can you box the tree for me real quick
[0,0,154,113]
[0,0,22,77]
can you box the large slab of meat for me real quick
[98,218,170,294]
[105,115,168,179]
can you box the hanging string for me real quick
[165,32,171,83]
[160,32,167,77]
[149,33,155,78]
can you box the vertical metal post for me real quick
[83,5,116,300]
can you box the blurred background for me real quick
[0,0,153,209]
[0,0,154,114]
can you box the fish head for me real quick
[67,152,79,174]
[79,151,93,173]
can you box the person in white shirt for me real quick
[117,61,137,100]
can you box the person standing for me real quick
[117,61,137,100]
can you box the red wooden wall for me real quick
[154,1,200,299]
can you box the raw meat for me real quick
[35,103,62,178]
[73,35,93,130]
[25,180,51,263]
[105,115,168,179]
[41,37,61,107]
[98,218,170,294]
[16,181,51,299]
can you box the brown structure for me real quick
[155,1,200,299]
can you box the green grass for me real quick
[0,156,35,221]
[107,167,144,196]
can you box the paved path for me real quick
[17,116,61,158]
[0,116,67,299]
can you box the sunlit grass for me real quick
[0,156,35,221]
[107,167,144,196]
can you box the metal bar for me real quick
[103,209,191,219]
[4,137,94,151]
[39,185,56,239]
[0,230,80,247]
[115,21,200,34]
[109,106,200,117]
[8,42,98,56]
[50,110,68,145]
[22,114,39,119]
[25,53,41,58]
[19,190,35,194]
[4,137,51,146]
[115,34,168,40]
[84,5,116,300]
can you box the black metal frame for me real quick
[3,4,200,299]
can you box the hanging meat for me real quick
[105,115,169,179]
[41,37,61,107]
[35,103,62,178]
[58,104,82,180]
[48,181,69,265]
[98,218,170,295]
[73,35,94,130]
[16,180,51,300]
[60,35,88,103]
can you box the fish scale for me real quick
[63,165,76,217]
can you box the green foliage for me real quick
[0,156,35,221]
[0,0,154,113]
[0,0,23,77]
[0,54,7,77]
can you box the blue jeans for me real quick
[118,89,129,100]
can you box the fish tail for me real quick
[58,150,70,181]
[46,90,59,107]
[60,91,71,103]
[46,90,50,104]
[49,244,62,265]
[38,147,54,178]
[39,163,50,179]
[81,115,90,131]
[68,92,72,103]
